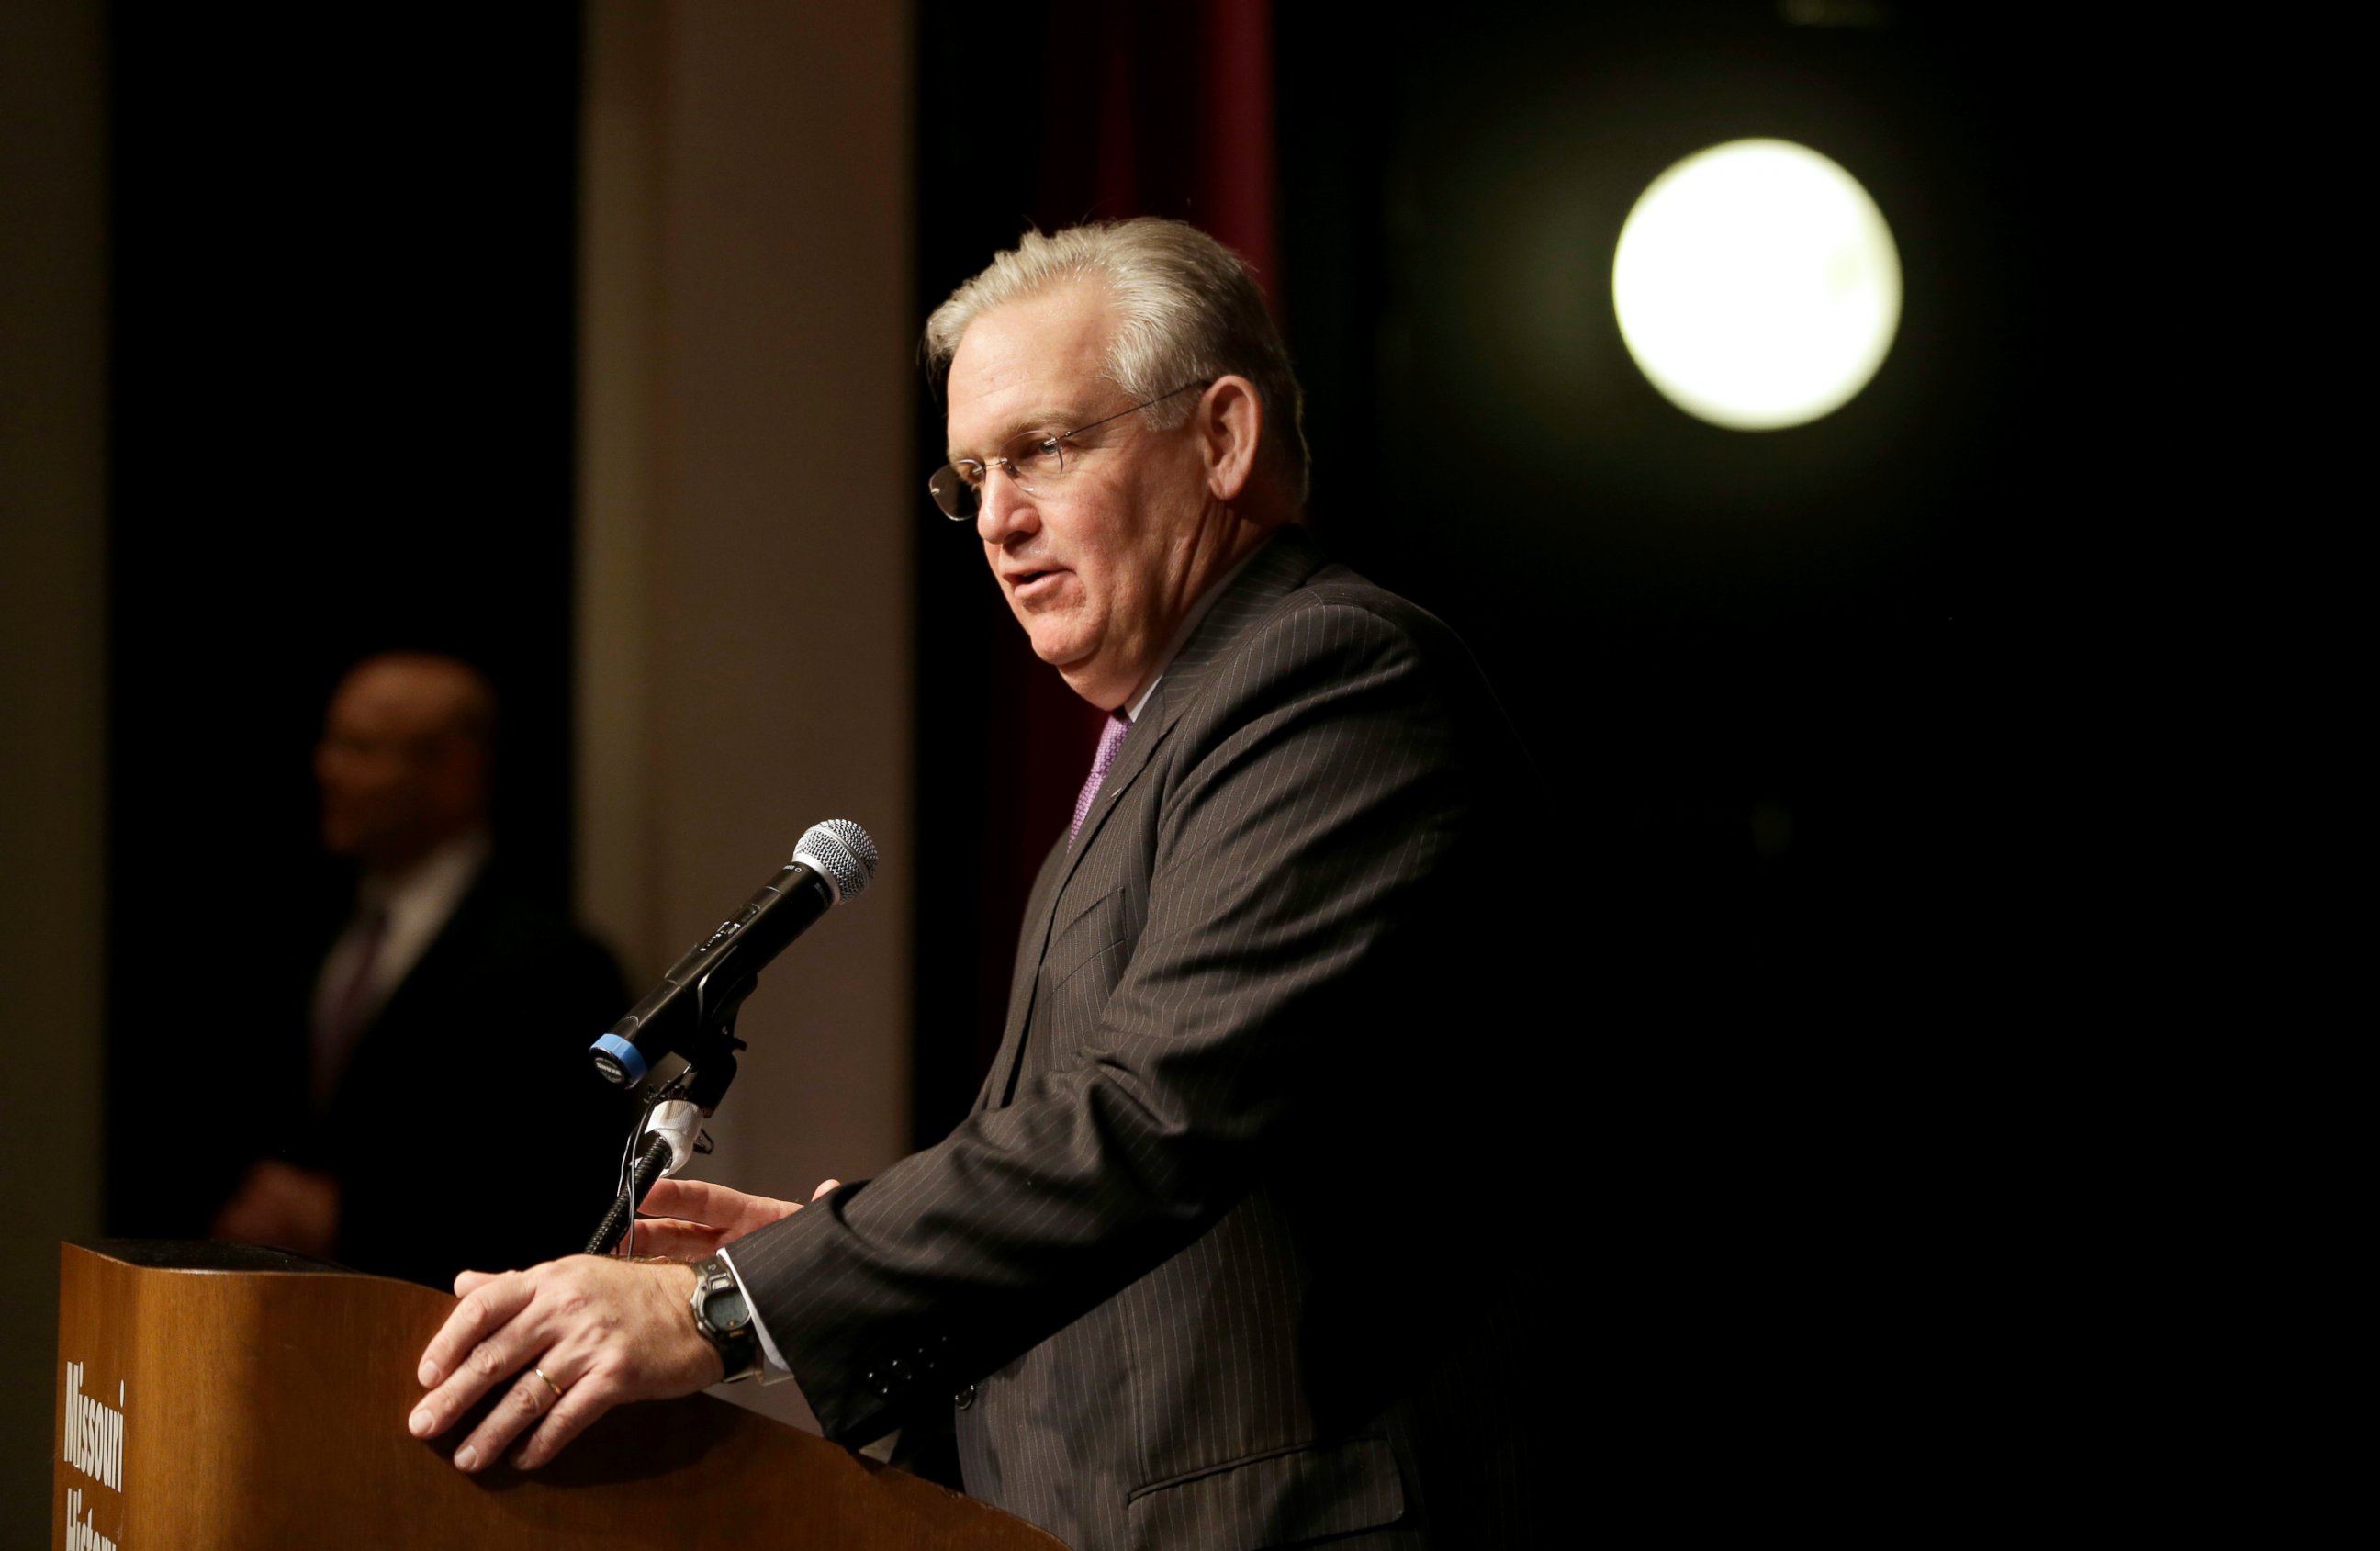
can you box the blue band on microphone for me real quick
[591,1033,647,1083]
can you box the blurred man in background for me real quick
[211,650,633,1287]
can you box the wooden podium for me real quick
[51,1241,1067,1549]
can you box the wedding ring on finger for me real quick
[531,1366,565,1404]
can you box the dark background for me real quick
[1285,11,2082,1450]
[1274,8,2042,1062]
[105,5,584,1233]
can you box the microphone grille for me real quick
[793,819,880,904]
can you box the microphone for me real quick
[589,818,878,1092]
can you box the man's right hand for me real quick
[411,1255,716,1472]
[623,1176,840,1261]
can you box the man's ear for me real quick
[1197,376,1263,502]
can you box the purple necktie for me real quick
[1069,711,1133,849]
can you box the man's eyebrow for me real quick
[947,406,1078,463]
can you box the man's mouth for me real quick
[1006,567,1066,601]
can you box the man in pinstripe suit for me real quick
[411,219,1551,1547]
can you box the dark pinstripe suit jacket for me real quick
[735,527,1550,1549]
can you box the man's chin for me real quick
[1019,627,1129,707]
[1057,660,1145,713]
[1023,626,1089,671]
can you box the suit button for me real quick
[953,1382,977,1410]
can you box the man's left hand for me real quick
[625,1174,839,1260]
[408,1255,722,1472]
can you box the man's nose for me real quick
[975,464,1038,544]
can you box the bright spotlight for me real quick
[1612,139,1902,431]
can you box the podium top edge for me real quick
[68,1238,371,1276]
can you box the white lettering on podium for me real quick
[63,1485,119,1551]
[62,1360,125,1490]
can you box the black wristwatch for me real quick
[689,1255,762,1383]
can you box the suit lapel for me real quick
[1061,526,1326,869]
[975,835,1072,1112]
[976,527,1329,1110]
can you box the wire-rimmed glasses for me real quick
[928,380,1207,521]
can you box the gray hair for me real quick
[924,219,1310,508]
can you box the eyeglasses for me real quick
[928,381,1207,521]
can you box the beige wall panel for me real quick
[0,0,107,1540]
[579,0,915,1434]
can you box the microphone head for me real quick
[793,819,880,904]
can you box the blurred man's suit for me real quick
[291,860,632,1290]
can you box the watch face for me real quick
[690,1261,758,1380]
